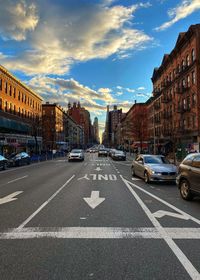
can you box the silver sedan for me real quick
[131,154,177,183]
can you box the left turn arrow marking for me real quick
[0,191,23,205]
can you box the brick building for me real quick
[42,102,84,151]
[120,102,148,152]
[103,105,124,147]
[67,102,92,147]
[0,65,43,155]
[149,24,200,156]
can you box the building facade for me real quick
[93,117,100,144]
[150,24,200,156]
[0,65,43,155]
[67,102,92,147]
[120,102,148,152]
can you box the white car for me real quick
[68,149,84,162]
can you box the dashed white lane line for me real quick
[16,175,75,230]
[7,175,28,184]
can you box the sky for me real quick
[0,0,200,139]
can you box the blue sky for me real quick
[0,0,200,137]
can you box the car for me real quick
[109,149,117,157]
[68,149,84,161]
[176,153,200,200]
[98,148,108,157]
[131,154,177,183]
[0,155,8,170]
[8,152,31,167]
[112,150,126,161]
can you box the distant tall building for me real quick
[103,105,124,146]
[93,117,100,144]
[67,102,92,147]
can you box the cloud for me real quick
[126,88,135,93]
[0,0,39,41]
[27,76,114,113]
[137,86,146,90]
[155,0,200,31]
[0,1,152,75]
[116,91,123,96]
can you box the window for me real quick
[192,156,200,168]
[18,91,20,101]
[9,85,12,96]
[13,88,16,98]
[187,75,190,87]
[0,79,2,91]
[193,115,196,128]
[0,98,2,110]
[182,78,186,88]
[5,101,8,111]
[182,59,185,70]
[192,94,196,106]
[186,54,190,66]
[187,96,190,110]
[183,154,195,166]
[192,71,196,84]
[5,82,7,93]
[191,49,195,62]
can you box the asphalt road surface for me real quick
[0,153,200,280]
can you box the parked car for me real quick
[131,154,177,183]
[98,148,108,157]
[176,153,200,200]
[109,149,117,157]
[8,152,31,167]
[0,155,8,170]
[68,149,84,162]
[112,150,126,161]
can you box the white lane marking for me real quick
[154,210,189,220]
[77,174,117,181]
[132,178,141,181]
[7,175,28,184]
[83,191,105,209]
[94,167,102,171]
[120,176,200,280]
[124,178,200,226]
[2,227,200,239]
[17,175,75,230]
[80,217,87,220]
[0,191,23,205]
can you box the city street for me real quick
[0,153,200,279]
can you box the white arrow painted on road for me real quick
[0,191,23,205]
[83,191,105,209]
[153,210,189,220]
[94,167,102,171]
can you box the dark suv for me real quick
[176,153,200,200]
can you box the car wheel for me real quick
[3,163,7,170]
[131,167,135,177]
[144,171,150,184]
[180,179,193,201]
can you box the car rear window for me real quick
[192,155,200,168]
[182,154,195,166]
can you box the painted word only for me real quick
[78,174,117,181]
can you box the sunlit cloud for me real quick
[155,0,200,31]
[0,0,39,41]
[0,1,153,75]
